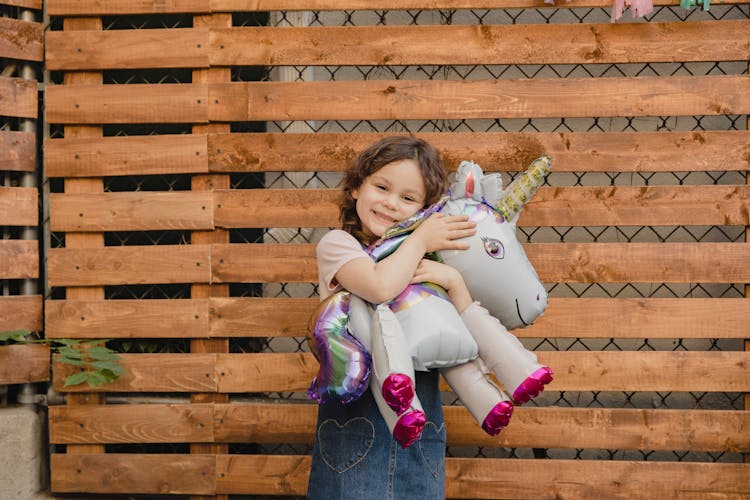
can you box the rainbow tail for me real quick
[307,291,371,403]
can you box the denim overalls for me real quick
[307,370,446,500]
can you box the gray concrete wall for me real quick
[0,406,55,500]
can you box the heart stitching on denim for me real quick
[318,417,375,473]
[418,421,446,478]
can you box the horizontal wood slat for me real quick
[215,404,750,452]
[53,354,218,393]
[45,83,208,124]
[52,453,750,497]
[0,187,37,226]
[0,295,42,331]
[2,0,43,8]
[45,76,750,124]
[210,76,750,122]
[45,242,750,286]
[0,344,49,384]
[44,130,750,177]
[0,76,37,119]
[47,0,210,15]
[50,191,214,231]
[46,28,209,70]
[212,242,750,284]
[210,130,750,173]
[45,0,750,14]
[44,134,209,178]
[42,297,750,340]
[0,240,38,279]
[47,245,210,287]
[53,351,750,393]
[0,17,43,62]
[51,453,215,495]
[0,131,35,172]
[213,185,750,229]
[49,404,214,444]
[43,21,750,69]
[212,21,750,66]
[45,299,210,339]
[49,403,750,452]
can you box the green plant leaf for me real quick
[58,356,85,366]
[64,371,89,387]
[85,371,108,388]
[57,346,84,359]
[90,361,125,374]
[0,330,31,343]
[87,346,120,361]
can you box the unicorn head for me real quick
[437,156,551,329]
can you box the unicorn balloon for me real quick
[308,156,554,448]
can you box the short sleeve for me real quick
[316,230,369,300]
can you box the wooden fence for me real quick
[43,1,749,498]
[0,0,47,387]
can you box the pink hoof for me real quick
[482,401,514,436]
[393,409,426,448]
[382,373,415,414]
[512,366,554,404]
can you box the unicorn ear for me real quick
[479,173,503,207]
[494,155,551,222]
[450,160,483,201]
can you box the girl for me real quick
[307,136,476,499]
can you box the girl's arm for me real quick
[411,259,473,313]
[336,213,475,304]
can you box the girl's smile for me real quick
[353,158,427,239]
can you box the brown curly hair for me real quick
[340,136,447,245]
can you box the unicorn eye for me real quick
[482,237,504,259]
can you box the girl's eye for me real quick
[376,185,387,191]
[403,196,415,203]
[482,238,504,259]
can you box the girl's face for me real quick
[353,158,427,239]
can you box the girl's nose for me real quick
[381,194,398,210]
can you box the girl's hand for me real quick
[411,213,476,254]
[411,259,473,312]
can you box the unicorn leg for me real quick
[371,375,426,449]
[441,359,513,436]
[461,302,553,404]
[371,304,418,413]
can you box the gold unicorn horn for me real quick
[494,155,551,221]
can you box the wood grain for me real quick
[0,17,43,61]
[50,191,214,231]
[53,351,748,393]
[209,242,750,284]
[52,354,218,393]
[0,187,37,226]
[47,245,211,287]
[47,0,209,15]
[49,404,214,444]
[0,240,38,279]
[209,130,750,173]
[0,344,49,384]
[46,83,208,124]
[45,133,209,177]
[45,0,750,14]
[212,185,750,228]
[51,453,215,495]
[46,28,209,70]
[211,21,750,66]
[45,299,210,339]
[211,75,750,121]
[0,131,35,172]
[0,295,42,331]
[0,76,37,119]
